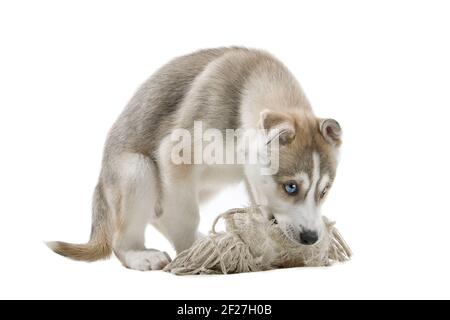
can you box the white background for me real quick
[1,0,449,300]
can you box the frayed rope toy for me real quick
[164,207,352,275]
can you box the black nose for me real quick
[299,230,319,245]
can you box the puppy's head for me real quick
[248,109,342,245]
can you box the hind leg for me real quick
[107,153,171,271]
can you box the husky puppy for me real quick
[48,47,342,271]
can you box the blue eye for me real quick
[284,182,298,195]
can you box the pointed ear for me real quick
[259,109,296,145]
[320,118,342,146]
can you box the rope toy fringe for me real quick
[164,207,351,275]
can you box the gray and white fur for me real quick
[48,47,343,271]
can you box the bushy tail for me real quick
[47,183,112,262]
